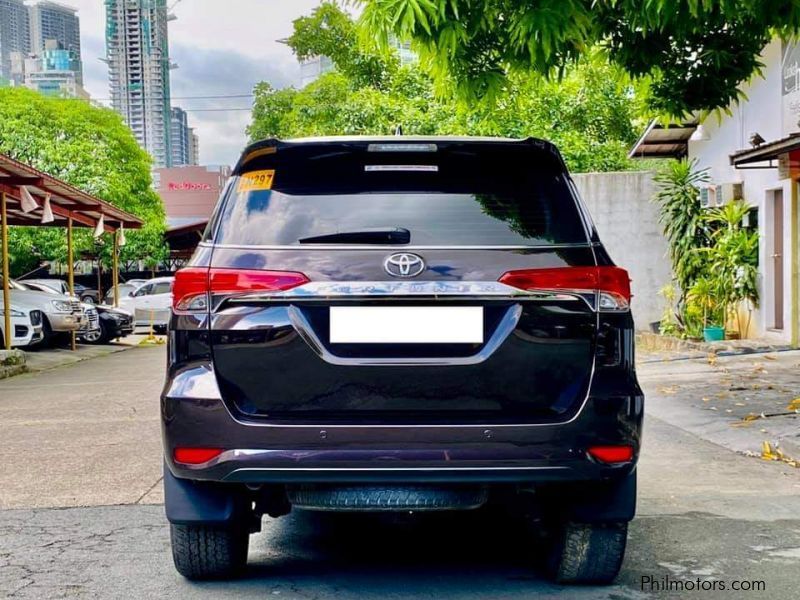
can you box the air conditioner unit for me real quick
[699,185,718,208]
[700,183,742,208]
[719,182,744,203]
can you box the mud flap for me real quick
[540,469,637,523]
[164,463,242,525]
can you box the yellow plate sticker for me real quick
[237,170,275,193]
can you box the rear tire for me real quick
[546,521,628,584]
[170,522,249,580]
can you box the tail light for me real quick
[173,267,310,312]
[587,445,634,464]
[498,266,631,311]
[173,447,224,465]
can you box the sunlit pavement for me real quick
[1,347,800,599]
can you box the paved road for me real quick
[2,347,800,599]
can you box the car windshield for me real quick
[2,278,33,291]
[214,188,588,247]
[25,283,61,295]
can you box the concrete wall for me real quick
[573,171,671,328]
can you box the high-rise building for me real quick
[11,39,88,98]
[298,38,415,87]
[188,128,199,166]
[0,0,30,82]
[105,0,174,168]
[299,55,334,88]
[170,106,191,166]
[28,1,82,83]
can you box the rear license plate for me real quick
[329,306,484,344]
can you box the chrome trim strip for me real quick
[286,303,522,366]
[183,448,574,472]
[224,466,568,472]
[220,281,592,310]
[237,280,574,298]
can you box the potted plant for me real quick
[688,278,725,342]
[702,200,759,339]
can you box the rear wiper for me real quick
[298,227,410,245]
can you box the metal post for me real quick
[1,192,11,351]
[113,228,119,308]
[67,215,76,351]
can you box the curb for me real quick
[636,331,794,356]
[0,349,27,380]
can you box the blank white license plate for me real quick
[329,306,484,344]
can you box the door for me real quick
[772,190,784,330]
[149,280,173,324]
[204,141,604,425]
[130,283,153,322]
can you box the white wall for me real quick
[688,39,795,342]
[573,171,672,328]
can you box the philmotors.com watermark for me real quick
[641,575,766,593]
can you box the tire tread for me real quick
[549,521,627,584]
[288,485,488,511]
[170,523,248,580]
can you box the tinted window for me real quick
[214,184,588,246]
[153,282,172,295]
[134,285,151,297]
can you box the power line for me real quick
[93,93,255,101]
[182,108,252,112]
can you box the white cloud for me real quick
[66,0,323,165]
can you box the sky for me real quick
[67,0,323,166]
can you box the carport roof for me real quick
[729,132,800,166]
[0,152,143,231]
[628,120,698,159]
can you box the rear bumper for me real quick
[162,362,643,485]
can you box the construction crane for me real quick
[167,0,182,22]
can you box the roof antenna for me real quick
[394,125,403,136]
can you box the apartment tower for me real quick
[0,0,30,82]
[105,0,173,167]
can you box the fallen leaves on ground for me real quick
[761,441,800,468]
[732,413,762,427]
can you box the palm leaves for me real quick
[653,159,710,300]
[654,161,759,338]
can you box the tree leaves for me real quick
[249,2,643,174]
[0,87,166,275]
[358,0,800,116]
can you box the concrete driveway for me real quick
[2,347,800,598]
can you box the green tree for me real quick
[359,0,800,117]
[0,87,166,276]
[653,159,711,299]
[289,1,398,89]
[248,2,644,173]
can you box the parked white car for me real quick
[118,277,174,331]
[20,281,100,339]
[0,300,45,347]
[1,278,84,345]
[103,283,140,305]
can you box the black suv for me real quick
[163,137,643,583]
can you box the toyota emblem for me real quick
[384,253,426,278]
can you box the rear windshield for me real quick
[211,142,590,246]
[213,179,588,246]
